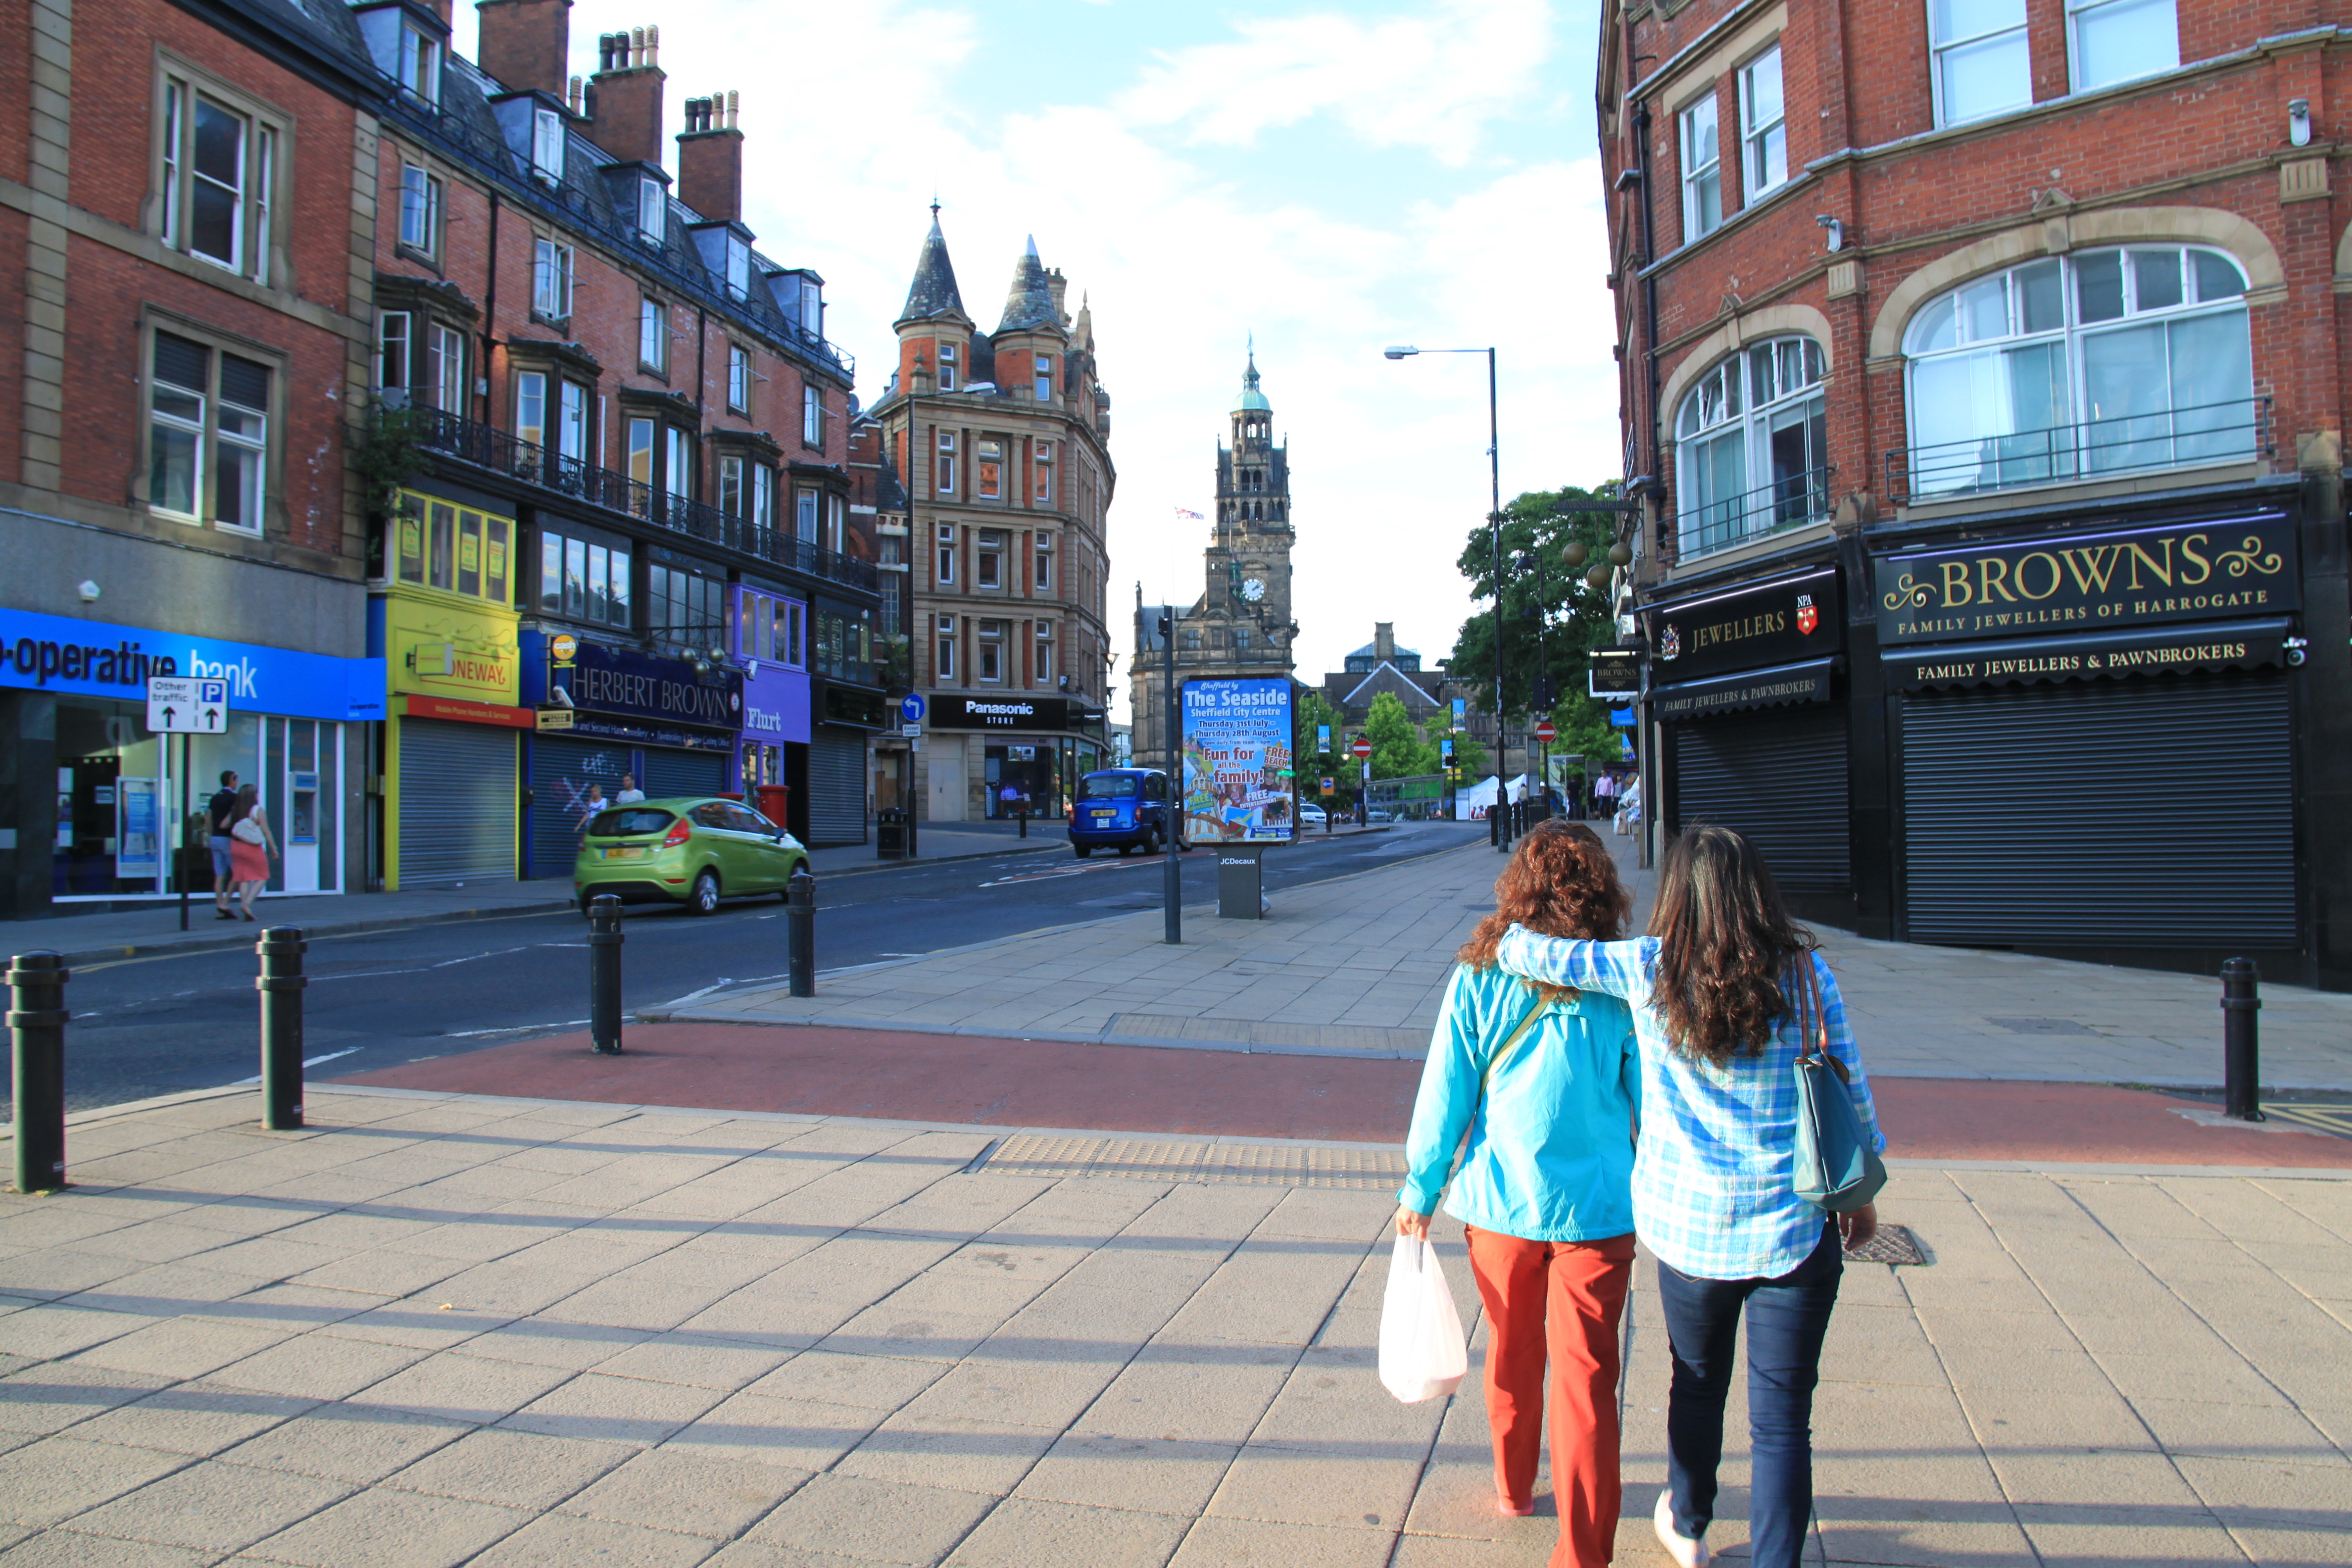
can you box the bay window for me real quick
[796,489,819,541]
[938,343,958,391]
[1673,335,1827,556]
[539,523,630,628]
[375,312,411,396]
[515,372,547,448]
[432,325,465,413]
[557,380,588,464]
[1034,354,1053,401]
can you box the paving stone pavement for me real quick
[0,1086,2348,1566]
[676,834,2352,1088]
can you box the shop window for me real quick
[1033,441,1055,506]
[1900,246,2253,496]
[1034,532,1053,591]
[977,530,1004,588]
[640,297,668,374]
[1932,0,2031,126]
[977,619,1005,683]
[1674,335,1827,557]
[977,438,1004,500]
[395,491,510,605]
[938,343,958,392]
[648,561,727,653]
[1678,91,1721,243]
[728,344,751,412]
[740,588,776,660]
[936,613,956,680]
[532,237,573,321]
[2068,0,2176,92]
[803,384,823,446]
[147,329,272,536]
[936,522,956,585]
[1739,46,1786,202]
[398,164,441,257]
[538,523,630,627]
[936,429,957,493]
[156,70,280,284]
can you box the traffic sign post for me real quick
[1350,735,1372,760]
[149,677,231,932]
[1533,719,1557,743]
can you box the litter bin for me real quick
[877,806,914,860]
[754,784,791,832]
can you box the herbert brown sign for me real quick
[1874,514,2297,644]
[1648,567,1842,682]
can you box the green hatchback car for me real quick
[573,796,808,915]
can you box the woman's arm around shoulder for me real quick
[1493,927,1654,1002]
[1814,954,1885,1156]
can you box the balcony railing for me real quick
[408,407,879,593]
[1886,396,2271,504]
[1675,465,1832,559]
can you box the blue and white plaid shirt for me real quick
[1494,927,1886,1281]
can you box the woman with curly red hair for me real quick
[1396,820,1640,1568]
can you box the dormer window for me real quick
[637,177,663,243]
[398,25,441,105]
[531,108,564,185]
[726,235,751,300]
[800,281,822,338]
[938,343,958,392]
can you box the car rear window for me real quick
[1079,774,1139,799]
[588,808,674,837]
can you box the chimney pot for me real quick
[585,19,666,166]
[645,23,658,67]
[677,90,744,221]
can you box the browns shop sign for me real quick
[1874,515,2298,644]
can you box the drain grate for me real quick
[971,1134,1407,1190]
[1844,1223,1928,1267]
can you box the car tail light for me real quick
[661,818,691,847]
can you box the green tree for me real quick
[1432,726,1487,784]
[1293,687,1354,812]
[1448,483,1627,721]
[1365,691,1439,780]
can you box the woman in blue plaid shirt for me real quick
[1495,825,1884,1568]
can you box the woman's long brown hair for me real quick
[1458,820,1631,1001]
[1648,824,1816,1067]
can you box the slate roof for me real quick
[898,212,968,326]
[995,236,1059,334]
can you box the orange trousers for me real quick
[1465,1225,1638,1568]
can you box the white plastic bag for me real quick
[1377,1235,1468,1403]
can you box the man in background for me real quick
[206,771,240,920]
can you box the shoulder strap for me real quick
[1479,990,1554,1093]
[1791,955,1821,1064]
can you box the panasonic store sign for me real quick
[928,694,1069,731]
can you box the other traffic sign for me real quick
[1320,776,1335,795]
[899,692,927,723]
[146,676,229,734]
[1534,719,1557,743]
[1350,735,1372,760]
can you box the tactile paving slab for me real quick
[974,1133,1409,1189]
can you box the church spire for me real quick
[996,234,1060,334]
[1234,338,1270,414]
[895,208,968,328]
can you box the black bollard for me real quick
[588,895,624,1054]
[257,928,307,1130]
[1017,808,1028,839]
[787,870,816,997]
[2221,957,2264,1122]
[7,951,68,1193]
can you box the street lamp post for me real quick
[1384,344,1509,852]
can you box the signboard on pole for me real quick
[1534,719,1557,743]
[146,676,229,733]
[1350,735,1372,760]
[1179,677,1296,843]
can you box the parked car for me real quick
[574,797,807,915]
[1298,802,1330,827]
[1070,767,1171,857]
[1365,806,1396,823]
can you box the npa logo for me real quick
[1795,594,1819,636]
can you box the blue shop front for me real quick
[0,607,384,909]
[518,631,745,879]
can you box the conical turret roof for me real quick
[896,208,968,328]
[995,235,1061,334]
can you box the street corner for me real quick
[1875,1078,2352,1170]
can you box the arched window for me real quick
[1902,245,2254,495]
[1674,335,1827,557]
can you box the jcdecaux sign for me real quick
[0,608,384,721]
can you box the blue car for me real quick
[1069,768,1171,857]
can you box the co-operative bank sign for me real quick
[0,608,385,721]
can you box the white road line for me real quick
[443,1018,591,1038]
[230,1046,360,1084]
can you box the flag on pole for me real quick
[1174,507,1204,520]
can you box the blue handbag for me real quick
[1788,955,1886,1213]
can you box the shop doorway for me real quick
[984,742,1060,820]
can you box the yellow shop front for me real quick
[376,490,528,889]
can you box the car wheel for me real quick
[688,869,721,915]
[1074,844,1091,859]
[1145,828,1162,854]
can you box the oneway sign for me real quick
[147,676,230,733]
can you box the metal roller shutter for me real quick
[526,736,633,880]
[806,726,867,846]
[1902,672,2294,945]
[1667,704,1851,892]
[397,719,515,888]
[640,749,725,800]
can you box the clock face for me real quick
[1242,578,1266,602]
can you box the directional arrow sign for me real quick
[147,677,230,734]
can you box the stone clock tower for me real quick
[1130,347,1299,760]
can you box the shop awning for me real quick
[1885,617,2292,690]
[1650,657,1837,719]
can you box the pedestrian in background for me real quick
[206,770,241,920]
[1397,820,1640,1568]
[577,782,608,838]
[1594,771,1616,823]
[1494,825,1885,1568]
[614,775,645,805]
[226,782,274,922]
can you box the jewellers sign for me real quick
[928,694,1070,731]
[557,643,743,732]
[1647,567,1841,682]
[1874,514,2298,644]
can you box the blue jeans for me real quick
[1654,1222,1843,1568]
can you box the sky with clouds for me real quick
[455,0,1617,716]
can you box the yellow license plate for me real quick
[602,845,646,860]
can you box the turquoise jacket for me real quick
[1399,964,1641,1243]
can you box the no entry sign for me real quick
[1534,719,1557,743]
[1350,735,1372,759]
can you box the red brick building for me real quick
[364,0,884,881]
[1601,0,2351,986]
[0,0,385,918]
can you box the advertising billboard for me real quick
[1179,677,1295,843]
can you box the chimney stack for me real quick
[1046,267,1068,324]
[1374,623,1395,662]
[420,0,453,24]
[475,0,572,98]
[678,90,743,223]
[586,24,664,167]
